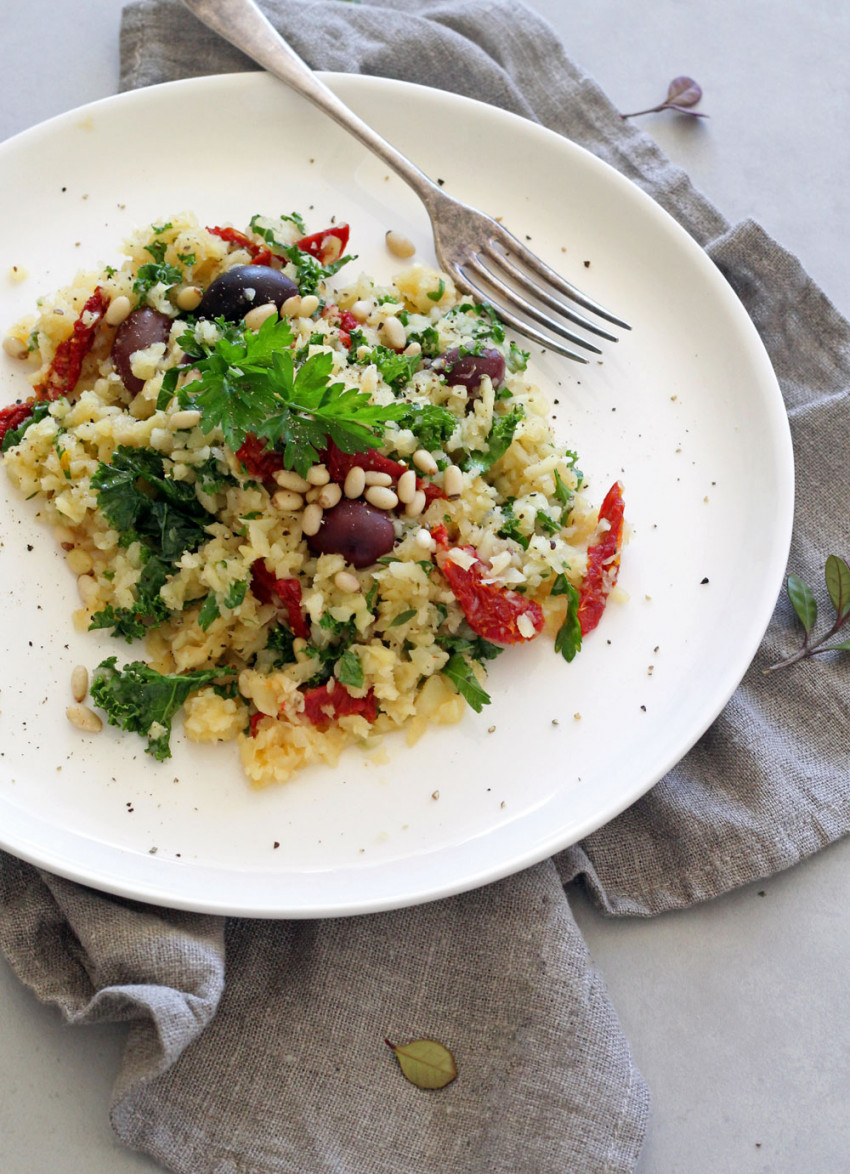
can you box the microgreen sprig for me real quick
[765,554,850,672]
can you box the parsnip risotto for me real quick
[0,213,624,786]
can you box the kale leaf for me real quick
[90,656,232,761]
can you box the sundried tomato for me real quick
[250,560,310,639]
[577,481,625,636]
[296,224,350,264]
[0,400,36,446]
[34,287,108,400]
[249,711,267,738]
[301,680,377,727]
[432,532,545,645]
[322,440,445,503]
[336,309,360,350]
[323,438,406,483]
[236,435,286,483]
[206,225,273,267]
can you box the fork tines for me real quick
[450,225,630,363]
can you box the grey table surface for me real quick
[2,2,849,1171]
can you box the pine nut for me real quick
[3,335,28,359]
[397,469,417,504]
[385,230,416,259]
[305,487,321,504]
[334,570,361,593]
[71,664,89,703]
[104,294,132,326]
[298,294,320,317]
[443,465,464,498]
[273,468,311,493]
[404,341,421,357]
[66,703,102,733]
[301,502,324,536]
[322,235,343,263]
[344,466,366,498]
[381,316,406,350]
[168,409,202,431]
[404,490,426,518]
[349,299,371,323]
[365,486,399,510]
[316,482,342,509]
[66,547,93,576]
[272,489,304,512]
[306,464,330,486]
[281,295,302,317]
[414,528,436,552]
[175,285,203,312]
[364,470,393,487]
[412,449,438,475]
[244,302,279,332]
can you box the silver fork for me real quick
[180,0,630,361]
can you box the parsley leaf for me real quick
[176,316,407,474]
[442,653,491,712]
[90,656,232,761]
[551,573,582,662]
[337,649,364,689]
[197,593,220,631]
[436,632,504,663]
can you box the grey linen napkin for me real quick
[1,1,848,1171]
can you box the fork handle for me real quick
[180,0,443,210]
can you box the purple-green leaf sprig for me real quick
[765,554,850,672]
[621,76,708,120]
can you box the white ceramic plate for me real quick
[0,73,793,917]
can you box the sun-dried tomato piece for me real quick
[433,533,544,645]
[34,287,108,400]
[323,438,406,483]
[301,680,377,727]
[0,400,36,446]
[577,481,625,636]
[236,435,286,483]
[206,225,273,267]
[249,711,267,738]
[336,308,360,349]
[322,440,445,505]
[296,224,350,264]
[250,560,310,639]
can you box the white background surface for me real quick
[1,2,849,1171]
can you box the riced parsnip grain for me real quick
[0,212,624,785]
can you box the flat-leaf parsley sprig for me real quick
[765,554,850,672]
[159,315,407,476]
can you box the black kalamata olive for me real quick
[306,500,395,569]
[439,346,506,397]
[111,308,172,394]
[195,265,298,322]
